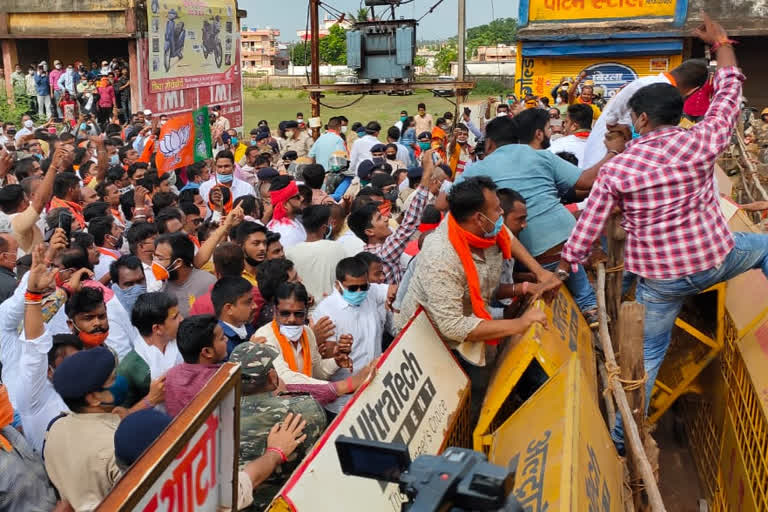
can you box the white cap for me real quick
[143,109,152,116]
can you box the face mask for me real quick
[555,97,562,105]
[101,375,128,406]
[457,136,468,144]
[216,172,233,184]
[385,189,398,202]
[507,99,514,106]
[325,224,333,239]
[541,136,551,150]
[296,119,303,124]
[279,324,304,341]
[481,213,504,238]
[497,111,508,118]
[151,260,178,281]
[24,120,34,129]
[106,233,123,250]
[418,142,431,151]
[118,185,133,195]
[250,139,257,146]
[285,130,295,139]
[159,120,167,127]
[79,123,87,131]
[386,154,396,160]
[77,328,109,347]
[111,283,146,314]
[356,131,366,138]
[400,116,407,122]
[340,284,368,307]
[372,157,384,165]
[231,137,239,146]
[55,64,62,70]
[631,119,642,140]
[341,126,348,134]
[109,154,119,166]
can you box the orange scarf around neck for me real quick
[271,319,312,376]
[0,385,13,451]
[446,214,512,345]
[50,196,85,228]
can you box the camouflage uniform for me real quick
[750,116,768,148]
[230,343,327,511]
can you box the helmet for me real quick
[168,9,178,18]
[328,151,348,173]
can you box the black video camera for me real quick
[335,436,523,512]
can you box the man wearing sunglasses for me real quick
[581,57,709,169]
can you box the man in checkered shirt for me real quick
[557,14,764,453]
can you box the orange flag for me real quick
[155,106,212,176]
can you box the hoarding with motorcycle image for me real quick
[147,0,237,92]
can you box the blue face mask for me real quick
[109,154,119,166]
[102,374,129,406]
[80,123,87,131]
[357,131,366,138]
[217,172,233,184]
[111,283,146,314]
[340,284,368,307]
[482,213,504,238]
[418,142,431,151]
[231,137,239,146]
[631,120,642,140]
[325,224,333,239]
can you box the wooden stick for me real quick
[597,264,667,512]
[598,361,617,429]
[605,213,626,346]
[617,301,649,510]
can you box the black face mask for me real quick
[541,136,551,150]
[386,154,397,160]
[245,255,262,267]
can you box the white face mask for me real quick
[296,118,303,124]
[279,324,304,341]
[341,126,347,134]
[285,130,295,139]
[496,111,508,117]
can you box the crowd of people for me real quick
[0,12,765,512]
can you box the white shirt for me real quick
[266,218,306,248]
[548,134,587,166]
[132,334,183,379]
[14,127,33,143]
[198,176,255,204]
[285,240,347,301]
[394,142,411,168]
[17,329,70,453]
[582,73,670,168]
[313,284,389,413]
[0,272,30,408]
[142,261,165,293]
[254,323,338,386]
[348,134,380,174]
[93,249,119,281]
[336,227,365,257]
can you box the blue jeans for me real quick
[611,232,768,452]
[542,261,597,312]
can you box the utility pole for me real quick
[309,0,321,140]
[455,0,466,124]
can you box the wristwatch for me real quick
[555,268,569,281]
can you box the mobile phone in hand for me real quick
[59,211,72,245]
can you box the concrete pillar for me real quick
[1,39,19,101]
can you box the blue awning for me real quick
[522,39,683,57]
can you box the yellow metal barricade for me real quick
[487,356,624,511]
[473,288,596,453]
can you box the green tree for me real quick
[290,41,311,66]
[347,7,369,22]
[434,45,457,75]
[413,55,428,68]
[448,18,518,59]
[320,24,347,65]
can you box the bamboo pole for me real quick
[598,361,617,429]
[605,213,626,345]
[597,263,666,512]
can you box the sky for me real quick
[239,0,519,42]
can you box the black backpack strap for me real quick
[41,412,68,462]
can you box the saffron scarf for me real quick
[446,213,512,345]
[269,180,299,224]
[50,196,85,228]
[270,319,312,376]
[0,385,13,451]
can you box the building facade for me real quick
[0,0,244,128]
[240,27,288,75]
[515,0,768,107]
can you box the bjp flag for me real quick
[156,106,213,176]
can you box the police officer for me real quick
[229,343,326,510]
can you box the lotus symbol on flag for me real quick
[159,125,190,167]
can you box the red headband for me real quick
[269,180,299,222]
